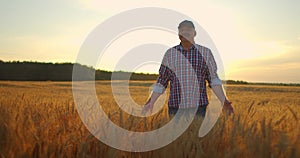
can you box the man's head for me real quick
[178,20,196,43]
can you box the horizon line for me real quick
[1,59,299,85]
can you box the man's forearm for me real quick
[148,91,161,104]
[211,85,228,104]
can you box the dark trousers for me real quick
[168,105,207,118]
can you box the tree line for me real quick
[1,60,299,86]
[0,61,158,81]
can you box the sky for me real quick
[0,0,299,83]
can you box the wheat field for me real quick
[0,81,299,158]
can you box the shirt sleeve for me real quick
[206,49,222,87]
[153,52,171,94]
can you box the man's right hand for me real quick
[142,99,154,114]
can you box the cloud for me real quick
[0,33,83,62]
[237,48,300,67]
[229,47,300,83]
[230,65,300,83]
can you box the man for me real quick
[143,20,234,118]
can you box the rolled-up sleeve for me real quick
[207,49,222,87]
[153,52,171,94]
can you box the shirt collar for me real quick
[177,43,196,51]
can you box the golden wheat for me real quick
[0,81,299,157]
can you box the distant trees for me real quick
[0,61,158,81]
[226,80,248,85]
[1,61,299,86]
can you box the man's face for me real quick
[178,25,196,43]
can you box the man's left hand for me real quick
[223,100,234,115]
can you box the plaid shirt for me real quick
[153,43,221,109]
